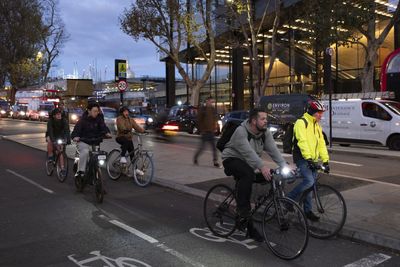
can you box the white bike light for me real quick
[57,139,63,145]
[281,167,291,176]
[99,159,105,165]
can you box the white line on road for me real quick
[330,160,362,167]
[102,216,206,267]
[333,172,400,188]
[343,253,391,267]
[6,169,54,194]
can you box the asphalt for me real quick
[2,123,400,253]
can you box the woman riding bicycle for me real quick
[46,108,71,176]
[116,106,146,164]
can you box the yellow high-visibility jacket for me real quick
[293,112,329,163]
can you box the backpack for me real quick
[216,120,265,152]
[282,117,308,154]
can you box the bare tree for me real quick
[350,1,400,92]
[120,0,216,106]
[227,0,281,106]
[40,0,69,83]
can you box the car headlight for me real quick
[0,110,5,114]
[71,114,78,121]
[39,111,46,117]
[20,111,25,116]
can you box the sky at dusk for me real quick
[55,0,165,81]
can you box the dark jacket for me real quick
[47,118,70,143]
[71,111,110,145]
[198,105,217,133]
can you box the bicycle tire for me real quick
[203,184,237,238]
[132,152,154,187]
[300,184,347,239]
[94,168,104,203]
[106,149,123,180]
[56,151,68,182]
[262,197,309,260]
[74,173,84,192]
[45,159,54,176]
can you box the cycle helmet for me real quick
[307,100,325,115]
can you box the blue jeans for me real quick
[287,159,317,212]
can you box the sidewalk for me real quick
[2,132,400,252]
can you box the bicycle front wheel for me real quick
[300,184,347,239]
[56,152,68,182]
[132,153,154,187]
[262,197,309,260]
[106,149,122,180]
[94,168,104,203]
[203,184,237,238]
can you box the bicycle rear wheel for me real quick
[106,149,122,180]
[94,168,104,203]
[56,151,68,182]
[132,152,154,187]
[203,184,237,238]
[300,184,347,239]
[262,197,308,260]
[45,159,54,176]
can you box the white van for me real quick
[321,98,400,150]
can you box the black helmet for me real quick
[52,108,62,116]
[119,106,129,114]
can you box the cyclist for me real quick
[46,108,71,176]
[287,100,330,222]
[222,108,290,241]
[116,106,146,163]
[71,103,111,178]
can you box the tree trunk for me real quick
[360,43,378,92]
[10,86,17,104]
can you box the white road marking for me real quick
[343,253,391,267]
[108,219,159,244]
[102,216,206,267]
[6,169,54,194]
[333,172,400,188]
[329,160,362,167]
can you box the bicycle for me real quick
[296,163,347,239]
[203,167,309,260]
[73,137,108,203]
[106,132,154,187]
[45,139,68,182]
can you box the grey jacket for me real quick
[221,119,287,170]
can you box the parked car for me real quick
[0,100,10,118]
[100,106,118,133]
[221,110,249,128]
[11,105,28,120]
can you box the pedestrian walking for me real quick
[193,97,220,168]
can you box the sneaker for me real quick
[120,157,127,164]
[135,168,145,176]
[47,155,54,162]
[305,211,320,222]
[74,171,84,178]
[213,162,221,168]
[246,221,264,242]
[60,169,67,177]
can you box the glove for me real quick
[323,162,330,173]
[306,159,315,170]
[123,129,131,134]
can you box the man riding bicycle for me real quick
[46,108,71,176]
[222,108,290,241]
[71,103,111,178]
[116,106,146,163]
[287,100,330,222]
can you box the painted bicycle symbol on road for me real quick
[190,223,259,250]
[68,250,152,267]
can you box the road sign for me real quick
[115,59,127,82]
[118,80,128,92]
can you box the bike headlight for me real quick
[281,167,291,176]
[99,159,105,165]
[218,120,222,126]
[269,126,278,133]
[57,139,63,145]
[0,110,5,114]
[71,114,78,121]
[147,117,153,123]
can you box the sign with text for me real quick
[115,59,127,82]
